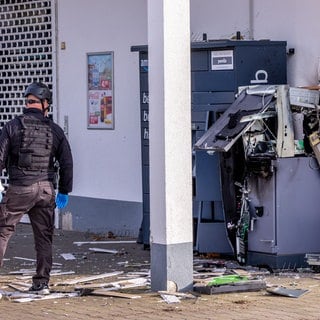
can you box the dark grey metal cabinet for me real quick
[131,40,287,251]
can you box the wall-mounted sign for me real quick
[211,50,234,70]
[87,51,114,129]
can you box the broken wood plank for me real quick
[50,271,76,276]
[124,263,150,267]
[74,277,149,290]
[126,271,150,276]
[12,292,79,303]
[4,292,36,299]
[231,269,251,276]
[88,290,141,299]
[88,248,118,254]
[54,271,123,286]
[13,257,62,266]
[10,282,30,288]
[9,269,36,275]
[193,272,226,279]
[8,284,29,292]
[158,290,197,299]
[15,271,75,281]
[73,240,136,246]
[73,282,115,289]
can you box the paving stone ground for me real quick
[0,223,319,320]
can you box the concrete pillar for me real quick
[147,0,193,292]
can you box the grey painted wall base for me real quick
[151,242,193,292]
[60,195,142,237]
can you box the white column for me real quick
[147,0,193,291]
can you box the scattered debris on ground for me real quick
[0,255,314,304]
[0,224,314,304]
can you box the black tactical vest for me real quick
[17,115,53,171]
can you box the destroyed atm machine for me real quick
[131,39,287,252]
[195,85,320,269]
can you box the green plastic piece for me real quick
[207,275,248,286]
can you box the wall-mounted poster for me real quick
[87,52,114,129]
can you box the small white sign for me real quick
[211,50,234,70]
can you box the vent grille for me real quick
[0,0,54,184]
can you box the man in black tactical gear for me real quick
[0,82,73,295]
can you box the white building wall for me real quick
[56,0,147,202]
[190,0,251,41]
[252,0,320,86]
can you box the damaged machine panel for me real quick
[195,84,320,269]
[194,87,275,153]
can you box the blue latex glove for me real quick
[0,182,4,203]
[56,193,69,209]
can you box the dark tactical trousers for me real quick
[0,181,56,285]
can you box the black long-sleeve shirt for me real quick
[0,108,73,194]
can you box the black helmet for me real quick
[24,82,52,104]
